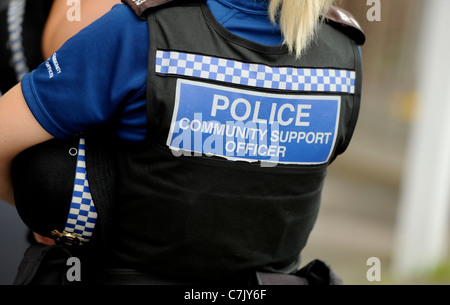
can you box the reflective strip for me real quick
[63,136,97,243]
[7,0,29,81]
[156,50,356,94]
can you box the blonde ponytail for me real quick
[268,0,336,58]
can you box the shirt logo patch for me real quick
[167,80,341,165]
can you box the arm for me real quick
[41,0,121,59]
[0,83,53,206]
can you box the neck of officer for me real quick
[209,0,268,13]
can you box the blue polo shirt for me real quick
[20,0,282,142]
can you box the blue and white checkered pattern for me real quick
[7,0,29,82]
[63,136,97,243]
[156,50,356,94]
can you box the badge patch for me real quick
[167,80,341,165]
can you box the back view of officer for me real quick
[0,0,365,285]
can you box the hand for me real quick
[33,232,55,246]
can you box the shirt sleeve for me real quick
[20,4,149,139]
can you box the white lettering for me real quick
[211,95,312,127]
[225,141,236,153]
[252,101,267,124]
[296,104,311,126]
[228,142,286,158]
[236,141,246,156]
[179,118,190,130]
[235,125,247,139]
[52,53,62,74]
[201,121,214,134]
[271,130,333,144]
[277,103,295,126]
[45,61,54,78]
[298,131,306,143]
[277,146,286,158]
[211,95,229,117]
[231,98,251,121]
[306,132,315,144]
[190,119,202,132]
[269,103,277,124]
[184,289,218,302]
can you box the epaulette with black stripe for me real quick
[325,6,366,46]
[121,0,202,19]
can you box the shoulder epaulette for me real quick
[325,6,366,46]
[122,0,206,19]
[121,0,175,19]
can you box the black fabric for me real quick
[83,127,119,248]
[12,127,118,285]
[83,267,213,285]
[12,244,340,286]
[255,259,343,285]
[295,259,344,285]
[0,0,9,11]
[110,2,363,283]
[13,244,73,285]
[325,6,366,46]
[122,0,206,20]
[13,137,79,238]
[12,125,118,248]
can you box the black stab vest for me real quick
[110,1,364,282]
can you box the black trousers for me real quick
[13,243,343,286]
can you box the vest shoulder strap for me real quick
[325,6,366,46]
[121,0,204,19]
[121,0,173,19]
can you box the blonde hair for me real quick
[268,0,336,58]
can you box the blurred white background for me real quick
[302,0,450,285]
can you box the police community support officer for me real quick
[0,0,365,284]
